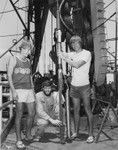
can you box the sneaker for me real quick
[16,141,26,149]
[86,136,94,143]
[70,133,77,140]
[33,136,41,142]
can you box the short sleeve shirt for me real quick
[68,49,91,86]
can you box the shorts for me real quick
[16,89,35,103]
[70,84,90,100]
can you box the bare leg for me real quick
[72,97,81,136]
[35,119,48,138]
[83,97,93,136]
[26,102,35,139]
[15,102,23,141]
[36,124,47,137]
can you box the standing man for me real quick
[58,35,94,143]
[34,80,63,141]
[7,40,35,149]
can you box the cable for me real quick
[92,12,116,31]
[14,0,20,5]
[0,33,22,38]
[16,6,28,12]
[0,31,34,38]
[104,0,115,10]
[59,0,74,35]
[0,6,28,15]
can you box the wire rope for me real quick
[92,12,116,32]
[0,6,27,15]
[104,0,115,10]
[0,31,34,38]
[59,0,74,35]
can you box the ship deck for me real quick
[2,115,118,150]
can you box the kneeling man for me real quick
[34,80,64,140]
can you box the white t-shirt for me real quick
[68,49,91,86]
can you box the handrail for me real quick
[0,83,14,148]
[0,100,14,111]
[1,115,15,144]
[0,100,15,147]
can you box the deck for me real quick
[1,115,118,150]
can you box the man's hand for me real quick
[12,89,18,101]
[49,118,62,126]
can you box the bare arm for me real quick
[36,97,62,126]
[7,56,18,100]
[7,56,15,91]
[35,98,51,121]
[59,52,86,69]
[28,59,34,89]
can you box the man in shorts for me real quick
[7,39,35,149]
[58,35,94,143]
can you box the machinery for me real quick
[1,0,113,145]
[31,0,107,87]
[5,0,108,86]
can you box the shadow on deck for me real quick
[2,115,118,150]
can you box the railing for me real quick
[0,83,15,148]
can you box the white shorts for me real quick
[16,89,35,103]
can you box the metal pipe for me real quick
[115,0,118,104]
[115,0,118,73]
[65,88,71,139]
[56,0,65,144]
[0,85,2,147]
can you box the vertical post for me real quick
[27,0,32,40]
[115,0,118,103]
[9,90,13,119]
[56,0,65,144]
[65,87,71,140]
[65,40,68,74]
[50,13,54,71]
[0,84,2,147]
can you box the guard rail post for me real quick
[0,84,2,147]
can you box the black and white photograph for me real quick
[0,0,118,150]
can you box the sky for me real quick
[0,0,117,75]
[0,0,27,71]
[104,0,117,60]
[0,0,55,73]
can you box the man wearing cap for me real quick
[34,80,64,140]
[7,40,35,148]
[58,35,94,143]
